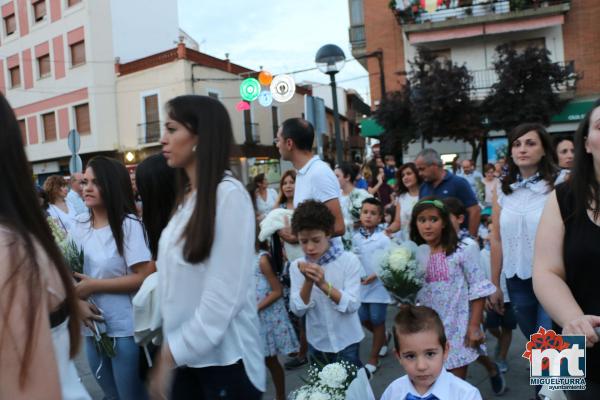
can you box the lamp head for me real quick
[315,44,346,74]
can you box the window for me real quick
[271,106,279,138]
[38,54,51,78]
[9,66,20,88]
[350,0,364,26]
[4,14,16,36]
[32,0,46,22]
[18,119,27,145]
[143,94,159,141]
[42,112,57,142]
[70,40,85,67]
[67,0,81,6]
[74,103,90,134]
[208,91,219,99]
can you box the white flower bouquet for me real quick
[289,361,367,400]
[47,216,115,358]
[348,189,372,222]
[377,241,424,304]
[47,217,84,274]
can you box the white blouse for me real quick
[157,176,266,392]
[255,188,278,218]
[397,192,418,240]
[48,203,77,233]
[497,179,552,280]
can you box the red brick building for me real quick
[349,0,600,159]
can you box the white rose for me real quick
[388,247,411,271]
[318,363,348,389]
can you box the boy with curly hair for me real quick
[290,200,364,367]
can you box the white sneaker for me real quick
[365,363,378,375]
[378,345,388,357]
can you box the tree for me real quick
[482,43,576,134]
[409,48,485,161]
[373,83,418,158]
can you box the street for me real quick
[77,307,535,399]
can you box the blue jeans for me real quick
[358,302,388,326]
[85,336,148,400]
[506,277,552,339]
[308,342,362,368]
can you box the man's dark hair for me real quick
[362,197,383,216]
[393,305,447,352]
[336,161,359,183]
[291,200,335,235]
[442,197,466,218]
[281,118,314,151]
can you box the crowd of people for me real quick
[1,89,599,400]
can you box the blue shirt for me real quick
[419,171,478,208]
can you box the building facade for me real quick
[350,0,600,163]
[0,0,180,179]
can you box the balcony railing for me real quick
[394,0,570,26]
[349,25,366,47]
[137,121,161,145]
[469,60,576,99]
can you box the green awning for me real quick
[360,117,384,138]
[551,99,597,123]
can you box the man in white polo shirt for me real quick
[275,118,345,247]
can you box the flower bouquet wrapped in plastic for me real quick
[288,361,374,400]
[376,241,425,304]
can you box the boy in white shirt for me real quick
[381,305,482,400]
[289,200,364,367]
[352,197,392,375]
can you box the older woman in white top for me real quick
[254,173,278,220]
[151,95,265,400]
[44,175,77,232]
[488,123,563,341]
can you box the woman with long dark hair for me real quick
[254,173,278,220]
[135,154,177,259]
[385,162,422,240]
[553,135,575,170]
[150,95,265,399]
[534,100,600,398]
[0,93,88,398]
[488,123,563,342]
[71,156,154,399]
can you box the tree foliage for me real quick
[409,49,483,150]
[373,83,417,156]
[482,44,575,133]
[376,48,484,160]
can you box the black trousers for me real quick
[170,361,262,400]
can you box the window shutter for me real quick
[43,112,57,142]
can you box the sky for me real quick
[178,0,371,104]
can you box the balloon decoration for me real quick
[270,74,295,103]
[240,78,261,102]
[235,100,251,111]
[236,70,296,111]
[258,90,273,107]
[258,71,273,86]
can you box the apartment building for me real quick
[0,0,179,178]
[349,0,600,162]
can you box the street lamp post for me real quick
[316,44,345,164]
